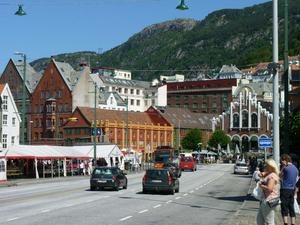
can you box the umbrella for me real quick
[235,145,240,154]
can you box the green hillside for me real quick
[31,0,300,80]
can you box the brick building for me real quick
[213,85,273,153]
[0,59,42,144]
[167,79,237,114]
[63,107,173,155]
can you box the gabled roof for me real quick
[13,59,42,94]
[52,60,81,91]
[157,107,215,130]
[0,83,5,94]
[99,92,126,106]
[76,107,171,126]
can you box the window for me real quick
[110,97,113,104]
[136,89,140,95]
[124,88,128,94]
[2,134,7,148]
[2,95,8,110]
[12,117,16,126]
[0,160,5,172]
[136,100,140,106]
[64,103,69,112]
[233,114,239,128]
[58,90,62,98]
[130,89,134,94]
[59,118,64,126]
[130,99,134,105]
[251,113,258,128]
[35,119,39,128]
[242,111,249,127]
[192,103,198,109]
[3,115,7,125]
[11,136,15,145]
[202,103,207,112]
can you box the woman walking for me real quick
[256,159,280,225]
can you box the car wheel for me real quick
[90,186,96,191]
[169,188,175,195]
[142,188,148,194]
[114,181,120,191]
[123,181,127,189]
[175,186,179,193]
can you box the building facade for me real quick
[63,107,174,154]
[0,84,21,148]
[167,79,237,114]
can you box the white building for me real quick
[160,74,185,83]
[0,83,21,148]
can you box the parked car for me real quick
[179,156,197,171]
[234,162,249,174]
[142,168,179,195]
[90,167,127,191]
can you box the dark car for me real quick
[90,167,127,191]
[142,168,179,195]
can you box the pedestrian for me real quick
[256,158,280,225]
[280,154,299,225]
[80,161,84,175]
[253,167,261,183]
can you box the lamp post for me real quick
[272,0,280,165]
[15,52,26,145]
[125,96,129,150]
[93,83,97,166]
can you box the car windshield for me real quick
[181,157,193,162]
[146,170,167,177]
[93,168,117,176]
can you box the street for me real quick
[0,164,251,225]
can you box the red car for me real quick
[179,156,197,171]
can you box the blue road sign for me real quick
[259,138,273,147]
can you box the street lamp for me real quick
[15,52,26,145]
[176,0,189,10]
[93,83,97,166]
[125,96,129,150]
[15,5,26,16]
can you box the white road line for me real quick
[119,216,132,221]
[189,190,194,193]
[175,196,182,200]
[85,199,94,203]
[195,188,199,190]
[138,209,148,214]
[166,200,172,204]
[183,193,188,196]
[7,217,19,222]
[153,204,161,208]
[41,209,50,213]
[200,185,203,188]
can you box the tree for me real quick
[181,128,202,150]
[208,129,230,149]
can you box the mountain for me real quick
[30,0,300,81]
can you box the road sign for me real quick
[259,138,273,148]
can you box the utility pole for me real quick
[125,96,129,150]
[272,0,280,165]
[93,83,97,166]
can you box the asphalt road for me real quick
[0,164,251,225]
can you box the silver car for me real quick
[234,162,249,174]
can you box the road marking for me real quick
[200,185,203,188]
[195,188,199,190]
[189,190,194,193]
[153,204,161,208]
[7,217,19,221]
[166,200,172,204]
[175,196,181,200]
[183,193,188,196]
[119,216,132,221]
[138,209,148,214]
[41,209,50,213]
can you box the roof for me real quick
[157,107,215,130]
[0,83,5,94]
[13,60,42,94]
[99,92,126,106]
[53,60,81,91]
[100,76,150,89]
[75,145,123,158]
[76,107,171,126]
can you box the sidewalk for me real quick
[226,179,282,225]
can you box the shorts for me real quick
[280,189,296,217]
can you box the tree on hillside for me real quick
[280,107,300,154]
[181,128,202,150]
[208,130,230,149]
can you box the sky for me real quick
[0,0,269,72]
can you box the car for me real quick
[179,156,197,171]
[142,168,179,195]
[90,167,127,191]
[234,162,249,174]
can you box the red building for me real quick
[167,79,237,114]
